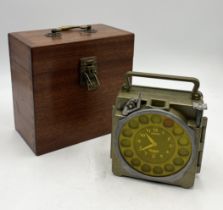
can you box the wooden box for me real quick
[8,24,134,155]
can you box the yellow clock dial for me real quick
[118,113,192,177]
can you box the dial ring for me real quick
[116,109,195,178]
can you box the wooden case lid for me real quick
[9,24,133,48]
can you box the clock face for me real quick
[118,112,192,177]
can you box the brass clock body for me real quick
[111,71,207,188]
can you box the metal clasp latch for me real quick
[80,56,100,91]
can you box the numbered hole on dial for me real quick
[151,115,161,124]
[123,150,134,158]
[164,164,175,172]
[178,137,189,146]
[173,157,184,166]
[128,119,139,129]
[153,166,163,174]
[163,118,174,128]
[122,128,133,137]
[178,148,190,157]
[139,115,149,124]
[131,158,141,166]
[120,139,131,147]
[141,164,151,173]
[173,126,184,135]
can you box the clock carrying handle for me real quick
[122,71,201,100]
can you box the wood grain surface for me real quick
[9,24,134,155]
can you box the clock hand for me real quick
[138,134,158,151]
[146,133,158,147]
[148,149,159,153]
[138,144,155,151]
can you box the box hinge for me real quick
[197,117,208,173]
[80,56,100,91]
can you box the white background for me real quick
[0,0,223,210]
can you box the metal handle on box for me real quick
[46,25,96,37]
